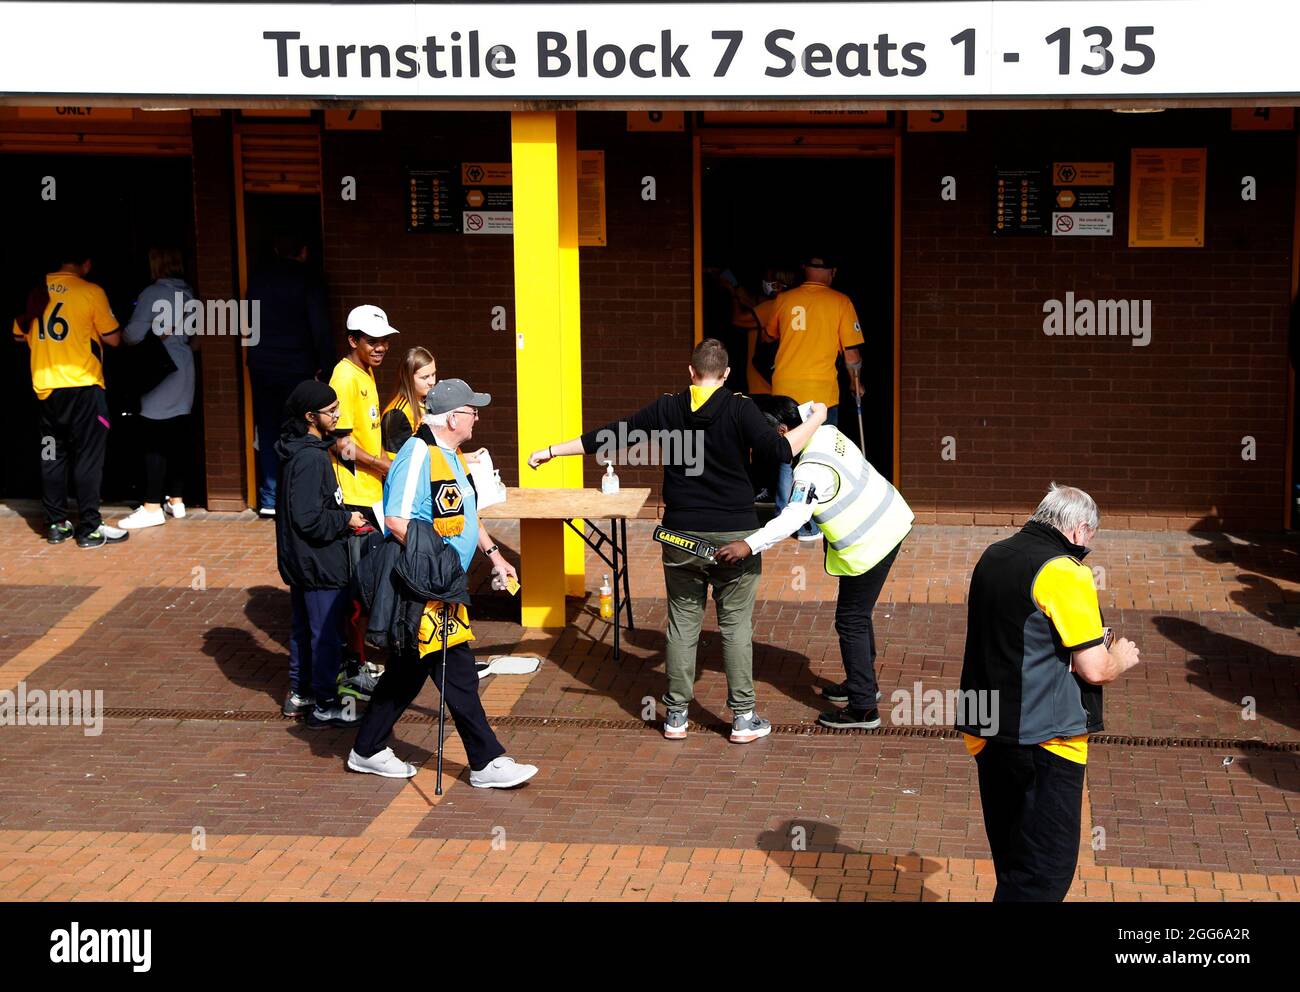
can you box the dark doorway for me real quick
[242,192,324,284]
[702,155,895,478]
[0,154,201,506]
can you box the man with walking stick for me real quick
[348,378,538,789]
[761,253,866,541]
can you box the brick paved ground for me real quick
[0,502,1296,901]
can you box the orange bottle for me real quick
[599,574,614,619]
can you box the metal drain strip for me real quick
[97,708,1300,752]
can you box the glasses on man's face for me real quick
[314,408,340,419]
[454,408,479,420]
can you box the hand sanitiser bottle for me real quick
[599,575,614,619]
[601,459,620,494]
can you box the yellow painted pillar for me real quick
[512,110,585,626]
[556,111,588,596]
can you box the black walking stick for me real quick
[435,599,450,796]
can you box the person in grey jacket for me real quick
[116,248,197,530]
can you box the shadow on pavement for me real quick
[1153,615,1300,793]
[756,818,943,901]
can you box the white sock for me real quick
[736,711,753,721]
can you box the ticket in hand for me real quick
[505,576,520,596]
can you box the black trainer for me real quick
[76,524,129,549]
[817,707,882,730]
[821,682,849,703]
[46,520,74,545]
[820,682,882,704]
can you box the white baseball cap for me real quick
[346,304,400,338]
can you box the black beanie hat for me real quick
[281,380,338,438]
[284,379,337,421]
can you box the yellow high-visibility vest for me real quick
[798,426,913,576]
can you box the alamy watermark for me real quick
[50,923,150,972]
[888,681,1000,737]
[0,681,103,736]
[1043,292,1151,347]
[151,293,261,347]
[592,424,704,476]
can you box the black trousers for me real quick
[38,385,110,538]
[140,414,190,505]
[974,740,1086,902]
[353,640,505,772]
[834,540,903,711]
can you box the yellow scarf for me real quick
[689,384,720,411]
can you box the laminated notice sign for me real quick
[1128,148,1207,248]
[577,150,606,247]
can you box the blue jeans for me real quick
[777,405,838,538]
[288,586,348,704]
[250,369,307,510]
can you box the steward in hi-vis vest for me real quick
[716,397,913,730]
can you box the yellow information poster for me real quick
[1128,148,1207,248]
[461,162,512,185]
[577,150,606,247]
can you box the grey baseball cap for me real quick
[425,378,492,415]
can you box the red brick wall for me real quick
[320,111,693,509]
[191,113,246,511]
[321,111,518,483]
[576,114,696,507]
[900,109,1294,530]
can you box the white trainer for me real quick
[347,747,417,779]
[469,756,539,789]
[119,507,166,530]
[163,500,186,519]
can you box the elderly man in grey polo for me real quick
[957,483,1142,901]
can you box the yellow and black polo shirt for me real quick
[957,520,1105,764]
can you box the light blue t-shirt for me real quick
[383,434,478,572]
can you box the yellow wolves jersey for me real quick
[329,357,384,506]
[11,273,118,400]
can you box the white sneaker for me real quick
[118,507,166,530]
[469,755,539,789]
[163,500,186,519]
[347,747,417,779]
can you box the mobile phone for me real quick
[1103,627,1114,649]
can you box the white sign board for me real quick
[0,2,1297,101]
[1052,212,1115,236]
[462,211,513,234]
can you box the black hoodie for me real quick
[580,387,791,532]
[274,430,353,589]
